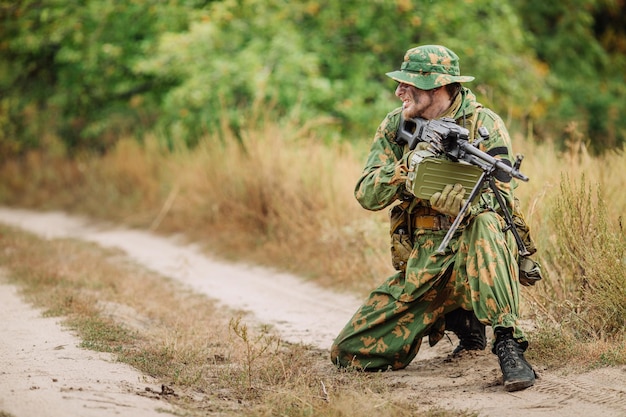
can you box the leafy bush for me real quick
[513,0,626,152]
[0,0,192,154]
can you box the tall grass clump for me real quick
[527,173,626,366]
[545,176,625,338]
[154,115,391,292]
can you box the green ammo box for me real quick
[406,150,483,202]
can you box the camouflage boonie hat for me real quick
[386,45,474,90]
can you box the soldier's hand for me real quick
[430,183,466,217]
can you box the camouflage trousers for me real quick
[330,212,525,371]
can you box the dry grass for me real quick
[0,121,391,295]
[0,224,471,416]
[0,116,625,371]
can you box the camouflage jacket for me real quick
[355,87,516,219]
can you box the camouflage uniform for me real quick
[330,46,527,371]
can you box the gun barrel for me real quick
[460,142,529,182]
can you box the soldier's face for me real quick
[395,82,434,119]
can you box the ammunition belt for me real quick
[410,206,452,231]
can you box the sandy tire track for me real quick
[0,283,174,417]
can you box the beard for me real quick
[401,89,433,119]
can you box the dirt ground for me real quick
[1,207,626,417]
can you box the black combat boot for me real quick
[445,308,486,355]
[493,329,536,392]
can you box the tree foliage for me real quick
[1,0,625,155]
[0,0,194,154]
[127,0,547,145]
[513,0,626,152]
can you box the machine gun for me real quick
[397,116,531,255]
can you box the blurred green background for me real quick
[2,0,625,155]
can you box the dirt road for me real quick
[1,207,626,417]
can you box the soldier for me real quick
[330,45,537,392]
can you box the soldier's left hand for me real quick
[430,183,466,217]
